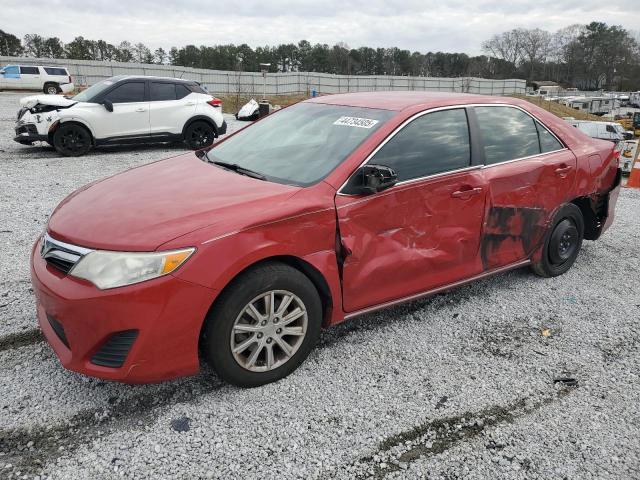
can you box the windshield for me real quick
[207,103,394,186]
[71,79,115,102]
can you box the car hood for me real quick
[20,94,77,108]
[47,153,301,251]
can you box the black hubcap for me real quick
[549,219,578,265]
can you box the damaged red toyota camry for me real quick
[31,92,621,387]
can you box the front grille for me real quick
[47,314,70,348]
[91,330,139,368]
[40,233,93,275]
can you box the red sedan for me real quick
[31,92,621,387]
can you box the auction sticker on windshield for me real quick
[333,116,379,128]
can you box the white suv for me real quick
[0,64,75,94]
[14,75,226,156]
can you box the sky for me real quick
[3,0,640,55]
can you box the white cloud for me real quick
[3,0,639,54]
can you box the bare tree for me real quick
[481,29,525,66]
[521,28,552,80]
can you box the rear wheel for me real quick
[203,262,322,387]
[53,123,92,157]
[531,203,584,277]
[44,83,60,95]
[184,121,215,149]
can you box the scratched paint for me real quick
[480,206,546,270]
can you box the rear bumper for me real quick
[600,168,622,236]
[218,120,227,136]
[60,83,75,94]
[30,239,216,383]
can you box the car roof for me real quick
[305,91,526,112]
[109,74,197,84]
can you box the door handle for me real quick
[555,165,573,175]
[186,101,196,106]
[451,187,483,199]
[135,107,147,112]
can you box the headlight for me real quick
[69,248,195,290]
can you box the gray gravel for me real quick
[1,91,639,479]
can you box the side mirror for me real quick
[102,99,113,112]
[360,164,398,194]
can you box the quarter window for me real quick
[44,67,68,76]
[368,109,471,182]
[150,82,176,101]
[475,106,540,164]
[536,122,563,152]
[176,84,192,99]
[103,82,145,103]
[19,66,39,74]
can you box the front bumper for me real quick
[30,239,216,383]
[14,123,48,144]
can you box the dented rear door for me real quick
[474,106,577,270]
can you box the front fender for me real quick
[169,207,345,325]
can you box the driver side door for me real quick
[335,108,488,313]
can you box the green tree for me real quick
[0,30,22,56]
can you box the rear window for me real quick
[19,66,39,75]
[44,67,68,76]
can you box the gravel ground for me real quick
[0,91,639,479]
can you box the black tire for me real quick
[53,123,92,157]
[184,121,215,149]
[202,262,322,387]
[44,83,60,95]
[531,203,584,278]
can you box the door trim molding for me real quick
[342,259,531,319]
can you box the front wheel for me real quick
[202,262,322,387]
[53,123,92,157]
[531,203,584,277]
[184,121,215,149]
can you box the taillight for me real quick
[207,98,222,108]
[68,75,72,83]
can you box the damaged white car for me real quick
[14,75,227,156]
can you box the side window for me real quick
[2,66,19,75]
[368,109,471,182]
[475,106,540,164]
[103,82,145,104]
[44,67,68,76]
[176,84,191,99]
[536,122,563,153]
[20,66,40,74]
[150,82,176,101]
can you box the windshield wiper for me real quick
[205,156,267,181]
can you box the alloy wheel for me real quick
[230,290,308,372]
